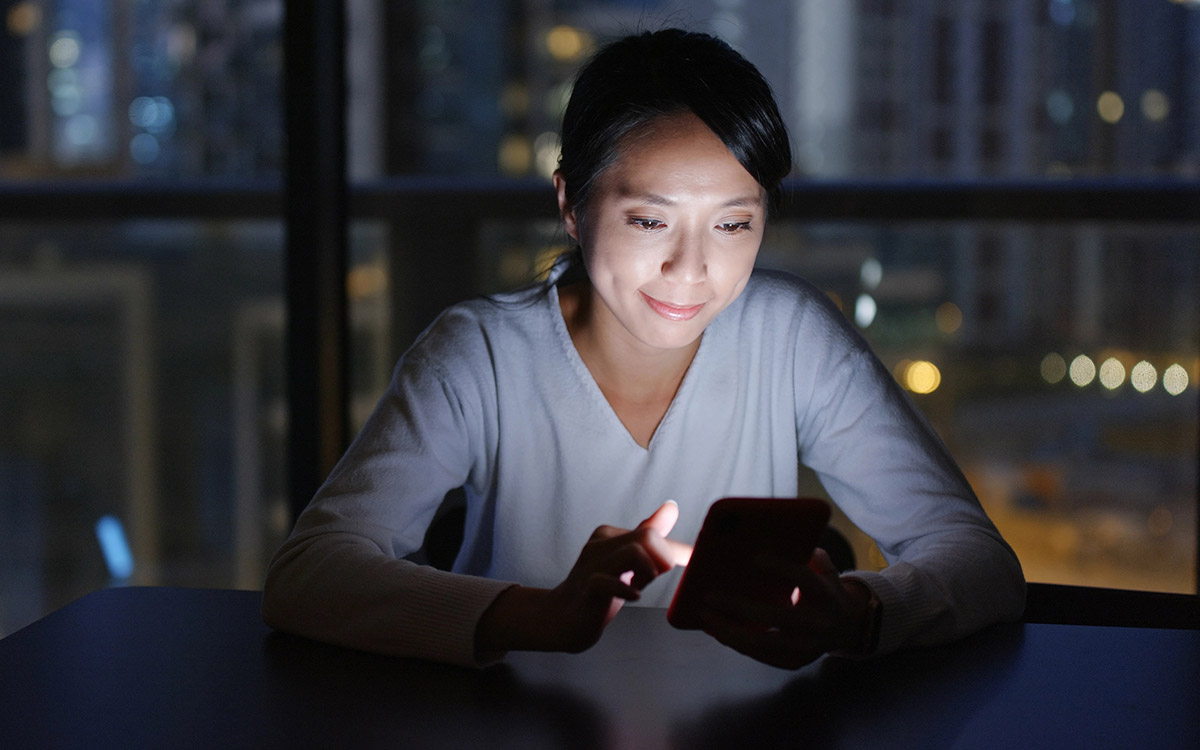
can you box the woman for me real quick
[262,28,1025,669]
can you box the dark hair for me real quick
[558,28,793,222]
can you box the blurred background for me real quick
[1,0,1197,637]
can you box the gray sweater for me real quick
[263,266,1025,666]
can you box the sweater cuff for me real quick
[835,568,931,657]
[384,569,516,668]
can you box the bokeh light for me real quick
[49,31,82,68]
[1049,0,1076,25]
[65,114,98,146]
[497,134,532,175]
[7,2,41,36]
[1069,354,1096,387]
[1098,357,1125,390]
[128,96,175,134]
[1097,91,1125,124]
[903,360,942,395]
[498,82,530,118]
[1147,506,1174,537]
[130,133,160,164]
[854,294,877,328]
[1140,89,1170,122]
[1046,90,1074,123]
[860,258,882,289]
[935,302,962,334]
[546,25,590,62]
[1130,361,1157,393]
[533,131,560,179]
[1162,364,1189,396]
[1041,352,1067,384]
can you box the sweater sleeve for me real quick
[261,313,515,667]
[793,306,1026,656]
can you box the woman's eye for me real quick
[718,221,752,234]
[630,218,664,231]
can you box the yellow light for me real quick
[1140,89,1170,122]
[1130,361,1157,393]
[497,134,532,176]
[498,248,532,286]
[1147,506,1173,537]
[7,2,41,36]
[346,265,387,300]
[499,83,530,119]
[1069,354,1095,387]
[1162,363,1189,396]
[546,25,590,62]
[533,246,567,281]
[935,302,962,334]
[1096,91,1125,124]
[1041,352,1068,384]
[904,360,941,395]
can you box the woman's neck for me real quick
[558,280,700,447]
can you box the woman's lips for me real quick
[641,292,705,321]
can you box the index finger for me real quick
[637,500,679,536]
[638,501,691,567]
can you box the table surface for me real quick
[1,586,1197,750]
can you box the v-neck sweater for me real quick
[263,267,1025,667]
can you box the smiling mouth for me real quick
[641,292,705,321]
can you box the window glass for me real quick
[761,221,1198,593]
[0,220,288,636]
[0,0,284,636]
[350,0,1200,181]
[1,0,282,179]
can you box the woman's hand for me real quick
[696,548,873,669]
[476,501,692,655]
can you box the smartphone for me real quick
[667,496,831,630]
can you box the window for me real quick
[2,0,1197,637]
[0,0,287,635]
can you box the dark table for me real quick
[1,586,1197,749]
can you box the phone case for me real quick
[667,496,831,630]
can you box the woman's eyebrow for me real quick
[615,186,763,209]
[615,187,674,206]
[720,195,764,209]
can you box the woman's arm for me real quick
[796,341,1026,656]
[696,276,1024,665]
[262,316,507,666]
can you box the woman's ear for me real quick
[553,171,579,242]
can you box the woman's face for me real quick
[556,112,766,355]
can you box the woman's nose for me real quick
[661,232,706,283]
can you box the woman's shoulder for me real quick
[721,268,869,356]
[407,283,555,368]
[735,268,848,324]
